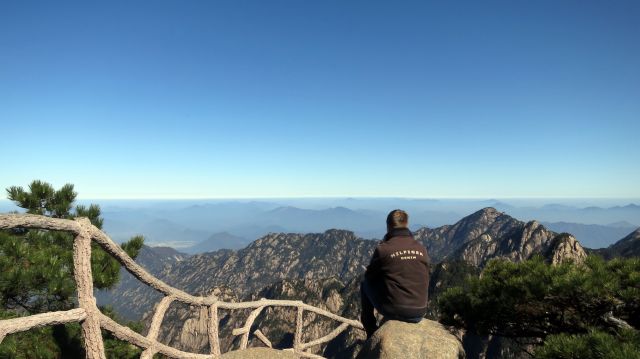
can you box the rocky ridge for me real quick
[166,229,375,297]
[596,228,640,259]
[103,208,589,357]
[415,207,586,266]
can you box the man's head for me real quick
[386,209,409,231]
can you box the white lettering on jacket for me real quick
[389,250,424,259]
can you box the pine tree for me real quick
[437,255,640,357]
[535,329,640,359]
[0,180,145,358]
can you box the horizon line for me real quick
[2,196,640,201]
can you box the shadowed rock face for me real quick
[543,233,587,264]
[597,228,640,259]
[356,320,465,359]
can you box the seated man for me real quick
[361,209,430,338]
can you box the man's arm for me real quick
[365,247,382,279]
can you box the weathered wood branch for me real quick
[88,226,216,305]
[253,329,272,348]
[301,322,350,350]
[74,219,105,359]
[234,305,266,350]
[0,308,87,344]
[218,300,363,329]
[141,295,176,359]
[98,312,214,358]
[294,307,304,352]
[208,304,221,356]
[0,213,81,233]
[0,214,364,359]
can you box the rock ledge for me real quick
[356,319,465,359]
[221,347,297,358]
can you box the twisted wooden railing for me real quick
[0,214,363,358]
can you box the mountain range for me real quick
[542,221,637,248]
[95,207,637,358]
[84,199,640,250]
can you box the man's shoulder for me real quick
[376,235,426,254]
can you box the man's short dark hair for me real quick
[387,209,409,229]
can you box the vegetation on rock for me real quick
[438,255,640,357]
[536,329,640,359]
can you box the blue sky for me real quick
[1,1,639,199]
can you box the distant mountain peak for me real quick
[146,245,189,258]
[455,207,509,227]
[329,206,354,212]
[607,221,637,228]
[457,207,504,225]
[324,228,356,236]
[476,207,501,215]
[269,206,298,213]
[525,219,541,228]
[412,207,590,267]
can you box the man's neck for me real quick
[384,227,413,241]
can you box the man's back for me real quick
[360,209,431,338]
[365,227,430,318]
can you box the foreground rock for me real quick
[356,319,465,359]
[220,347,297,358]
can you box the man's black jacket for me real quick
[364,227,430,318]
